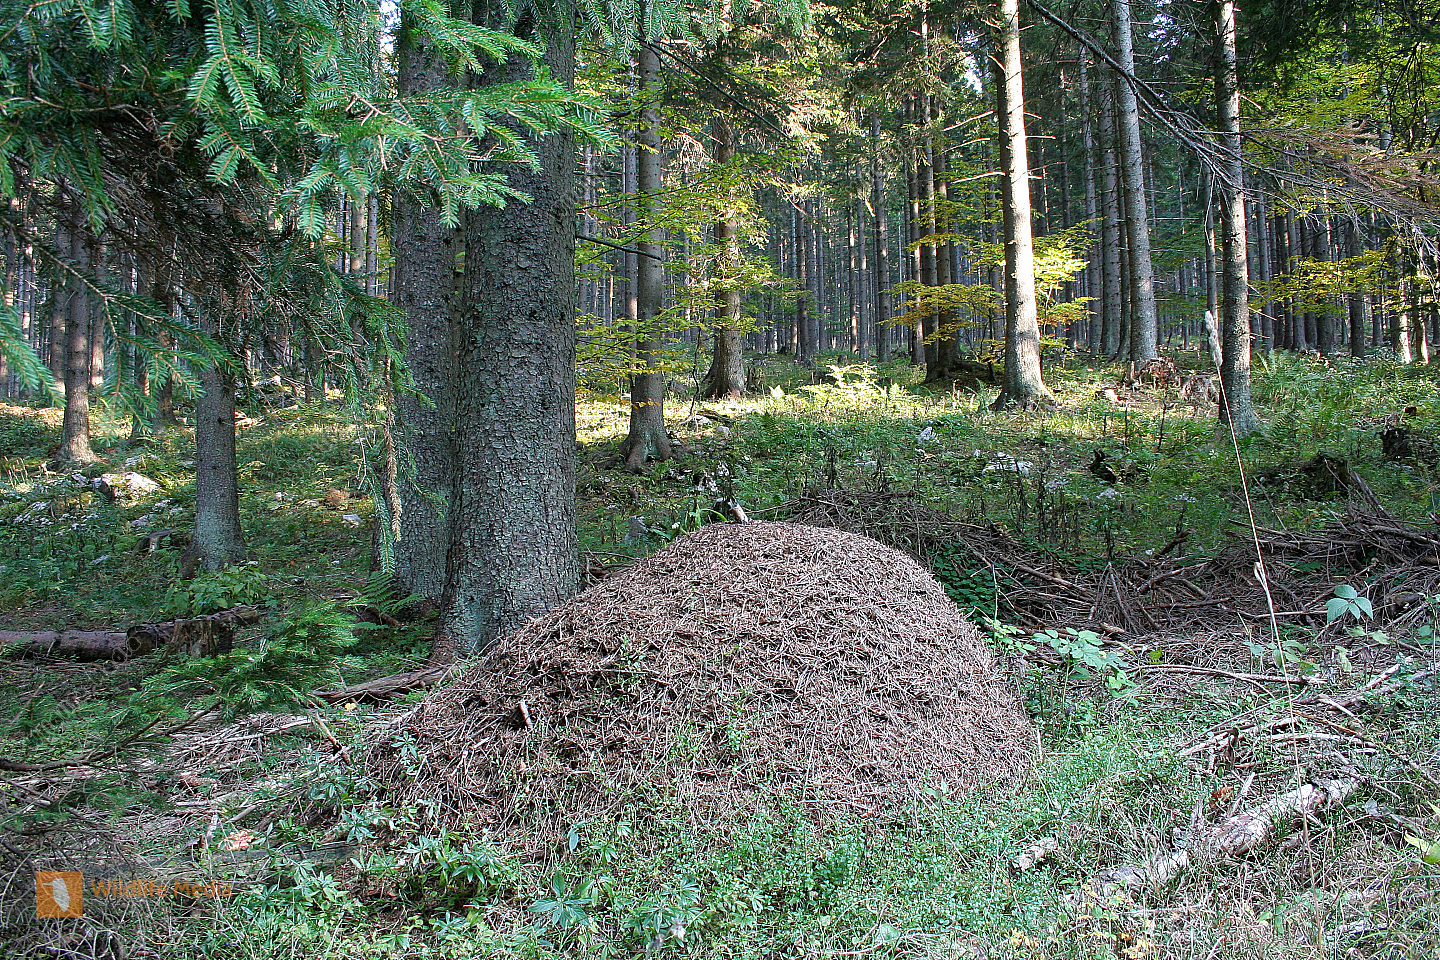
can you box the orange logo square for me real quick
[36,871,82,918]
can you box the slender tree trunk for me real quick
[621,44,672,469]
[194,311,246,570]
[129,259,154,442]
[46,269,65,385]
[871,115,892,362]
[992,0,1053,410]
[1202,175,1220,328]
[932,133,958,377]
[1345,220,1367,358]
[917,100,939,377]
[1214,0,1260,435]
[1098,82,1124,357]
[1254,195,1274,351]
[391,19,457,605]
[87,236,105,392]
[846,208,861,356]
[704,115,746,398]
[1312,213,1337,357]
[59,204,96,464]
[1079,53,1102,351]
[1110,0,1159,362]
[905,149,924,365]
[855,192,871,360]
[438,2,580,656]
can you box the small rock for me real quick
[95,471,161,503]
[341,514,362,527]
[625,516,651,544]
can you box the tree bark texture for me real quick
[621,43,672,470]
[704,115,746,399]
[1097,83,1124,358]
[391,19,458,605]
[1110,0,1159,362]
[1214,0,1261,436]
[991,0,1053,410]
[439,1,580,656]
[194,320,246,571]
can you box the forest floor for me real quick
[1,349,1438,959]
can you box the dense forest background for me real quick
[2,1,1440,958]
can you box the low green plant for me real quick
[1245,627,1315,674]
[399,832,518,904]
[531,871,598,936]
[1406,803,1440,865]
[162,564,275,617]
[1034,627,1137,695]
[1327,583,1374,624]
[138,600,363,717]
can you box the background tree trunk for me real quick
[621,43,672,469]
[1097,83,1124,357]
[1079,54,1102,352]
[1215,0,1261,436]
[704,115,746,399]
[991,0,1053,410]
[59,204,95,464]
[871,115,892,362]
[1110,0,1159,362]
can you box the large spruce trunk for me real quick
[991,0,1053,410]
[439,2,580,655]
[391,19,458,605]
[1214,0,1260,436]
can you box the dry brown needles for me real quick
[374,522,1034,840]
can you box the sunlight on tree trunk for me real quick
[1215,0,1261,437]
[1110,0,1159,363]
[621,43,673,471]
[991,0,1054,411]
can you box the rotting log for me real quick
[2,607,259,661]
[315,665,449,703]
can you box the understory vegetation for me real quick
[3,353,1437,959]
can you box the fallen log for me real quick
[315,666,449,703]
[1076,779,1357,903]
[2,607,259,661]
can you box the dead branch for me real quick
[1080,779,1357,901]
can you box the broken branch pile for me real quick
[784,489,1440,636]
